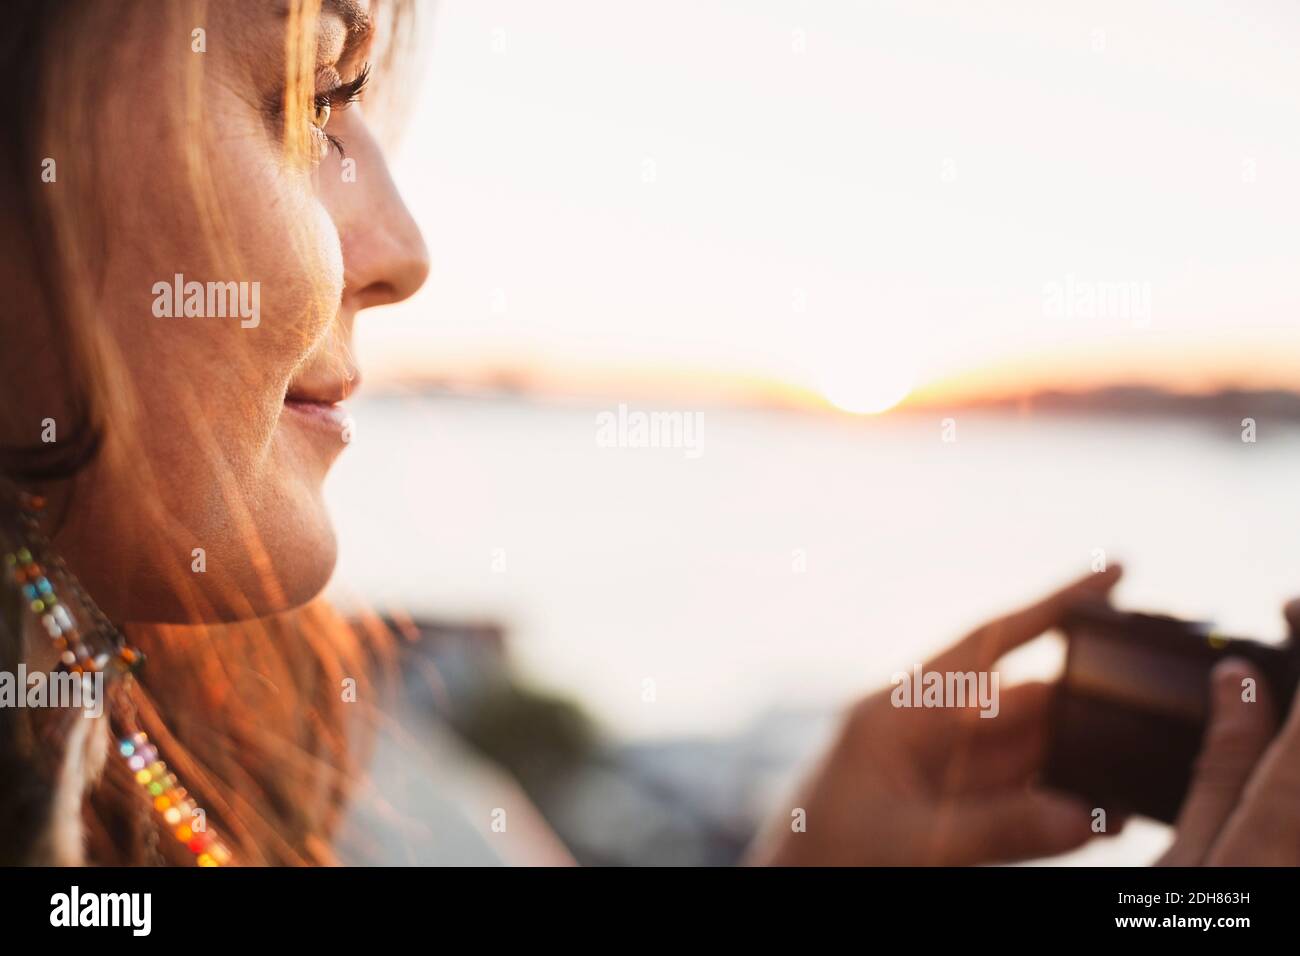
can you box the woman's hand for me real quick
[750,566,1123,866]
[1158,600,1300,866]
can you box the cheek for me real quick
[52,32,352,620]
[305,199,346,338]
[255,186,346,371]
[94,112,345,491]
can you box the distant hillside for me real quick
[904,385,1300,420]
[365,371,1300,421]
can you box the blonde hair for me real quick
[0,0,421,865]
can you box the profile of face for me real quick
[1,0,428,623]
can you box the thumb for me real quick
[934,790,1094,865]
[1157,658,1276,866]
[1284,597,1300,640]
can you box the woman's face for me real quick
[33,0,428,622]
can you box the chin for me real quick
[122,492,339,626]
[231,436,343,617]
[274,517,339,612]
[250,488,340,617]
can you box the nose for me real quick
[323,112,431,311]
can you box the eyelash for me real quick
[312,62,371,159]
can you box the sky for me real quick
[359,0,1300,409]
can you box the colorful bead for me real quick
[11,497,190,861]
[117,733,233,867]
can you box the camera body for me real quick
[1044,602,1300,823]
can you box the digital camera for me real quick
[1044,602,1300,823]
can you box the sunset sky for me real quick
[359,0,1300,410]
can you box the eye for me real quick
[311,95,332,131]
[305,63,370,160]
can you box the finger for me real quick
[921,679,1070,790]
[939,680,1052,741]
[906,681,1045,785]
[1206,651,1300,863]
[929,564,1123,673]
[964,681,1052,739]
[1157,659,1276,866]
[1208,726,1300,864]
[1181,598,1300,864]
[1284,597,1300,639]
[949,684,1057,791]
[931,789,1094,865]
[949,722,1049,792]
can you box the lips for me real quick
[284,366,360,406]
[282,366,360,437]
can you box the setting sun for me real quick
[816,355,915,415]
